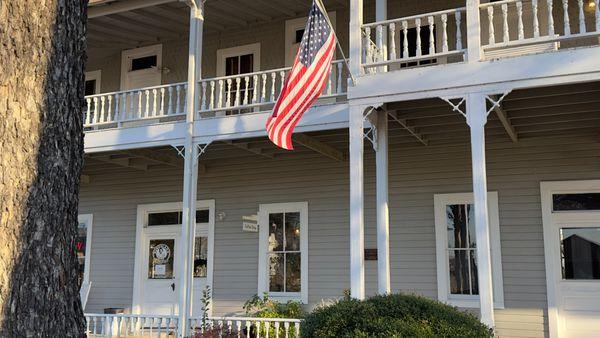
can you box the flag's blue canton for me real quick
[298,2,331,67]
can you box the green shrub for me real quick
[301,293,493,338]
[243,293,305,337]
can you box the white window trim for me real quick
[258,202,308,304]
[284,13,336,67]
[131,200,215,315]
[78,214,93,310]
[85,70,102,95]
[216,43,261,77]
[120,44,163,90]
[434,192,504,309]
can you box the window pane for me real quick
[467,204,476,248]
[561,228,600,280]
[148,211,180,226]
[85,80,96,96]
[225,56,239,76]
[449,250,471,295]
[295,29,305,43]
[268,213,284,251]
[470,250,479,295]
[447,204,468,248]
[131,55,157,71]
[148,239,175,279]
[239,54,254,74]
[553,193,600,211]
[285,212,301,251]
[195,209,209,223]
[268,253,284,292]
[193,236,208,278]
[76,222,88,286]
[286,253,301,292]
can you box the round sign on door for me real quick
[148,239,174,279]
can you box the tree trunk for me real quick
[0,0,87,336]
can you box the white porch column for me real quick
[349,0,364,77]
[349,105,365,299]
[466,93,495,328]
[466,0,482,62]
[179,3,203,337]
[376,109,390,294]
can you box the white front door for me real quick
[542,181,600,338]
[120,44,162,90]
[135,201,214,316]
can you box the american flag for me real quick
[266,1,336,150]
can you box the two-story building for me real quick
[79,0,600,337]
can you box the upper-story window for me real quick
[434,192,504,308]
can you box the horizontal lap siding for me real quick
[80,134,599,337]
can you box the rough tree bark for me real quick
[0,0,87,336]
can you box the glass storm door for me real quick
[550,193,600,337]
[141,232,180,315]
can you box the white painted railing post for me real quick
[466,0,482,62]
[179,2,204,338]
[376,0,387,72]
[349,105,365,300]
[466,92,495,329]
[350,0,364,79]
[376,109,390,295]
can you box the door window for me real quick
[193,236,208,278]
[560,227,600,280]
[553,193,600,211]
[148,239,175,279]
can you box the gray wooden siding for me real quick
[80,133,600,337]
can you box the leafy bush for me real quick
[301,293,493,338]
[242,293,305,337]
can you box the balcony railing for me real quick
[361,8,468,72]
[84,313,301,338]
[83,59,348,129]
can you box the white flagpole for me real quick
[314,0,357,86]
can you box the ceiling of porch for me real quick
[87,0,348,61]
[82,80,600,176]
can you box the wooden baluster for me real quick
[415,18,422,57]
[100,96,106,123]
[279,71,285,94]
[389,23,397,60]
[265,322,271,338]
[327,66,333,95]
[488,6,496,44]
[532,0,540,37]
[129,92,135,120]
[176,85,182,114]
[274,322,280,338]
[234,77,241,107]
[376,24,383,62]
[201,81,207,110]
[226,79,232,108]
[107,95,113,122]
[337,62,343,94]
[160,87,165,116]
[548,0,555,36]
[145,89,150,118]
[577,0,586,33]
[210,81,216,110]
[152,88,158,117]
[261,74,267,103]
[441,14,448,52]
[245,321,252,338]
[364,26,372,63]
[252,75,258,104]
[284,322,290,338]
[517,1,525,40]
[270,72,276,102]
[502,4,509,43]
[92,97,99,124]
[563,0,571,35]
[167,86,173,115]
[428,16,435,54]
[85,98,91,125]
[236,320,242,338]
[243,76,250,105]
[455,11,463,49]
[294,322,300,338]
[402,20,409,58]
[92,317,98,338]
[217,80,224,109]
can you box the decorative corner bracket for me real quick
[441,96,467,119]
[362,106,381,150]
[171,141,212,160]
[484,91,512,117]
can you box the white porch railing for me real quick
[361,7,467,72]
[84,313,302,338]
[84,83,188,128]
[480,0,600,52]
[197,59,348,118]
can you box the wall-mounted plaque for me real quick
[242,215,258,232]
